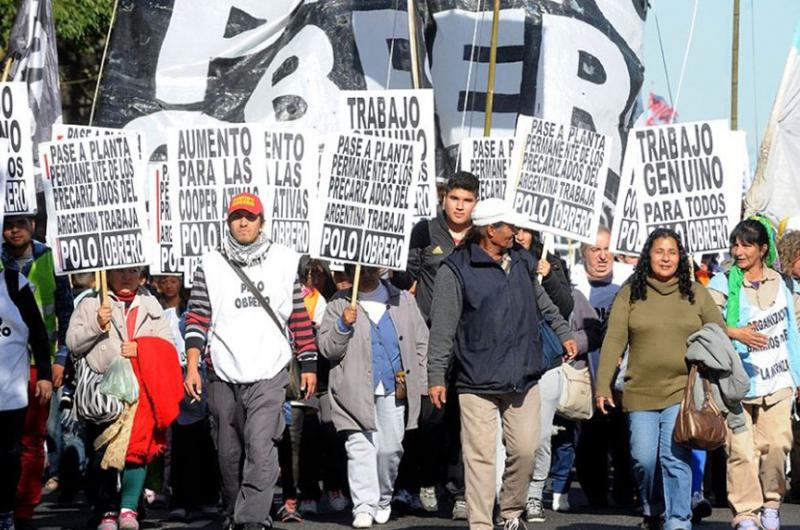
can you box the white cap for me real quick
[471,198,520,227]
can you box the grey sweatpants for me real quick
[207,369,287,526]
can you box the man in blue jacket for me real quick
[427,198,576,530]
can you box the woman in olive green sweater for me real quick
[595,228,725,530]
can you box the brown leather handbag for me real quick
[673,364,727,450]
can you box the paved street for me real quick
[32,491,800,530]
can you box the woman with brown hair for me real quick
[596,228,725,530]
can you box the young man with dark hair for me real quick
[392,171,478,518]
[402,171,479,322]
[184,193,317,530]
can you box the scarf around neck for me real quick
[223,230,271,266]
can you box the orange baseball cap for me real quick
[227,192,263,217]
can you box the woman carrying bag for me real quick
[595,228,725,530]
[67,267,183,530]
[707,217,800,530]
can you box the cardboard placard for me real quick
[631,121,743,254]
[507,117,612,243]
[264,129,319,254]
[339,90,436,221]
[609,139,642,255]
[0,82,36,214]
[310,133,419,270]
[167,124,268,278]
[40,135,150,274]
[148,161,182,275]
[459,136,516,200]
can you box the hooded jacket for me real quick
[318,281,428,433]
[685,323,750,433]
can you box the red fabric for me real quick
[125,304,139,339]
[15,367,48,521]
[126,336,184,465]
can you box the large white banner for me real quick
[310,133,419,270]
[339,90,437,221]
[507,117,611,243]
[167,124,268,278]
[0,82,36,214]
[631,121,744,254]
[264,129,318,254]
[40,135,150,274]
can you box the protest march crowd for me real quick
[2,170,800,530]
[3,2,800,530]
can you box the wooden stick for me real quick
[482,0,501,136]
[537,233,555,282]
[99,269,110,331]
[406,0,421,89]
[1,57,13,82]
[350,264,362,307]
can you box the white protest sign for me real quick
[631,121,744,254]
[167,124,268,278]
[0,82,36,214]
[609,139,643,255]
[40,136,151,274]
[310,133,419,270]
[147,161,181,275]
[52,124,127,141]
[507,117,612,243]
[459,136,516,199]
[339,89,436,221]
[264,129,318,254]
[0,139,8,213]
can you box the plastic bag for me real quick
[99,357,139,403]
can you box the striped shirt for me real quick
[184,265,317,373]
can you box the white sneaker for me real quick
[352,512,373,528]
[419,486,438,512]
[552,493,570,512]
[374,506,391,524]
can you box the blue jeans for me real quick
[549,417,579,494]
[46,388,87,478]
[690,450,706,495]
[628,404,692,530]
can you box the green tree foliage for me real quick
[1,0,115,123]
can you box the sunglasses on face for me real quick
[228,211,260,222]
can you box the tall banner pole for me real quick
[407,0,422,89]
[731,0,741,130]
[483,0,501,136]
[89,0,120,125]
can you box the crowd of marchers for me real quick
[1,172,800,530]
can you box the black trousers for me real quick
[85,422,121,519]
[170,419,220,510]
[0,407,26,513]
[278,406,323,501]
[575,405,636,505]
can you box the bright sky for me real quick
[643,0,800,172]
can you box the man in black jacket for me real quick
[392,172,478,518]
[427,198,576,530]
[401,171,479,322]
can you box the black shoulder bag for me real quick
[222,254,304,398]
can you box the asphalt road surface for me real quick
[32,490,800,530]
